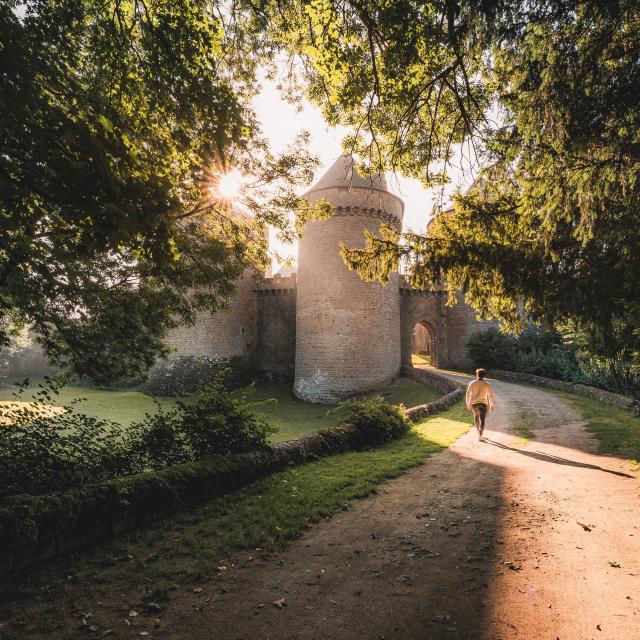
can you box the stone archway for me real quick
[411,320,438,367]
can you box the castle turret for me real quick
[293,155,404,403]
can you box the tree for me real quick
[0,0,323,381]
[249,0,639,345]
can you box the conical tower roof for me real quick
[306,155,388,195]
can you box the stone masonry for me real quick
[158,155,494,401]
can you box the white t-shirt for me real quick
[466,379,494,407]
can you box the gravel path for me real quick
[169,371,640,640]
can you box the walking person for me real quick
[466,368,494,441]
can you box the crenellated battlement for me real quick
[333,205,402,230]
[257,273,297,293]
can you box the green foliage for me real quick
[0,1,324,383]
[253,0,487,182]
[0,377,132,497]
[468,327,580,379]
[467,328,517,370]
[338,394,409,444]
[563,318,640,398]
[0,402,470,598]
[467,326,640,398]
[272,0,639,368]
[0,374,275,497]
[129,374,276,468]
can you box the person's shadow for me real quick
[483,438,635,478]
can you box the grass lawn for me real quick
[251,377,441,442]
[0,379,179,427]
[411,352,431,366]
[557,391,640,467]
[0,376,441,443]
[511,399,538,444]
[1,401,471,602]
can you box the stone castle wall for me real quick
[156,157,496,395]
[255,274,297,380]
[294,187,404,403]
[165,269,257,362]
[445,292,497,369]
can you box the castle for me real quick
[161,155,490,403]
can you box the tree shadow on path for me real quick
[483,438,635,478]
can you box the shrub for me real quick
[467,326,640,399]
[0,374,276,497]
[0,378,134,498]
[128,375,276,469]
[338,395,409,445]
[512,346,579,380]
[143,355,252,396]
[466,327,517,369]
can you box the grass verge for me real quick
[511,400,538,443]
[556,391,640,467]
[0,402,470,605]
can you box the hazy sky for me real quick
[253,78,476,270]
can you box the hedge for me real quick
[0,368,461,574]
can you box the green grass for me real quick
[0,376,441,443]
[411,352,431,366]
[0,401,471,602]
[511,400,538,443]
[556,391,640,466]
[250,378,440,442]
[0,378,179,427]
[168,402,470,575]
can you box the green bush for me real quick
[466,327,517,369]
[0,378,133,498]
[128,375,276,469]
[338,395,409,445]
[0,374,276,497]
[467,326,640,398]
[512,347,579,379]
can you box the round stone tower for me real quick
[293,155,404,403]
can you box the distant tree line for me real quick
[467,326,640,399]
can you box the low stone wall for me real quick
[0,424,361,575]
[491,369,640,417]
[0,369,465,575]
[402,366,465,420]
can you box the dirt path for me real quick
[161,372,640,640]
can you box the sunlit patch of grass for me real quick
[411,352,431,366]
[0,378,179,428]
[555,391,640,465]
[0,400,65,425]
[0,377,441,443]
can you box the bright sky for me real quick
[254,78,476,271]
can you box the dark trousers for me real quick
[471,403,488,433]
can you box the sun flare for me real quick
[212,169,244,200]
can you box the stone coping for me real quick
[0,368,461,574]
